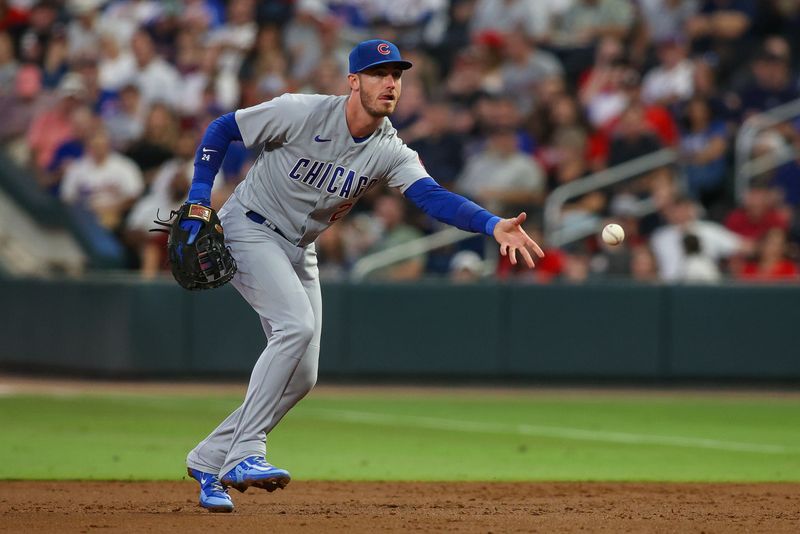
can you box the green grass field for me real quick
[1,388,799,482]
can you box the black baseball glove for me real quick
[153,203,237,290]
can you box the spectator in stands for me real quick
[66,0,105,62]
[550,0,634,81]
[60,127,144,231]
[404,100,466,190]
[561,244,592,283]
[129,28,181,108]
[124,102,178,179]
[102,82,145,150]
[687,0,754,84]
[535,91,609,172]
[578,38,630,128]
[679,96,729,201]
[16,1,61,69]
[739,228,800,282]
[471,0,568,43]
[42,31,69,89]
[97,32,136,93]
[0,63,42,149]
[0,1,28,36]
[365,194,426,281]
[630,244,660,282]
[43,104,97,194]
[432,0,476,77]
[638,0,699,44]
[681,232,722,282]
[737,227,799,281]
[0,28,16,87]
[725,183,789,239]
[98,0,164,48]
[651,195,748,281]
[607,103,664,168]
[499,29,563,115]
[27,72,86,171]
[207,0,257,76]
[641,36,695,106]
[738,50,799,118]
[449,250,484,283]
[610,69,680,147]
[391,80,425,134]
[456,126,545,217]
[238,24,287,110]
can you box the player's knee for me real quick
[295,361,318,395]
[285,314,315,347]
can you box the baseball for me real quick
[602,224,625,246]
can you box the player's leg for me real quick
[187,201,315,487]
[269,246,321,427]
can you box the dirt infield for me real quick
[2,481,798,533]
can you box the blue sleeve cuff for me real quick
[485,216,501,236]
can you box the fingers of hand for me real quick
[531,240,545,258]
[509,247,518,265]
[500,243,508,257]
[520,247,535,268]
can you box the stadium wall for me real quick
[1,279,797,381]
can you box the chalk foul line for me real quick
[304,409,797,455]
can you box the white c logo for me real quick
[377,43,391,55]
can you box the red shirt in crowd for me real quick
[724,208,788,240]
[738,260,799,281]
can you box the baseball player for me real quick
[182,39,544,512]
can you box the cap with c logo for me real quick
[348,39,413,74]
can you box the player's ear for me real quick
[348,73,359,92]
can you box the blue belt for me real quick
[245,210,290,241]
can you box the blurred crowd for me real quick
[1,0,800,283]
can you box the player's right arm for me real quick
[186,112,243,207]
[387,144,544,269]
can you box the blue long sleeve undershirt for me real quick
[404,178,501,236]
[187,115,500,236]
[187,112,243,205]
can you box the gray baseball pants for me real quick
[186,194,321,477]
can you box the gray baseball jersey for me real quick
[233,93,428,247]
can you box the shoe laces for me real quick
[203,476,228,494]
[248,456,272,469]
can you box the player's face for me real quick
[354,65,403,117]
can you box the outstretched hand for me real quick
[493,212,545,269]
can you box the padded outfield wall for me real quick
[0,278,798,380]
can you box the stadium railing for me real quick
[350,149,679,280]
[734,96,800,201]
[543,148,677,247]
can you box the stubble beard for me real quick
[360,90,397,118]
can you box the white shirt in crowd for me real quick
[682,255,722,283]
[642,59,694,104]
[650,220,741,281]
[135,58,182,108]
[60,152,144,210]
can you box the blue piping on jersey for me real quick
[404,177,501,236]
[188,112,243,204]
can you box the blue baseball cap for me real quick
[348,39,413,74]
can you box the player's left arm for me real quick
[404,177,544,268]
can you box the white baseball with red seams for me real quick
[602,224,625,246]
